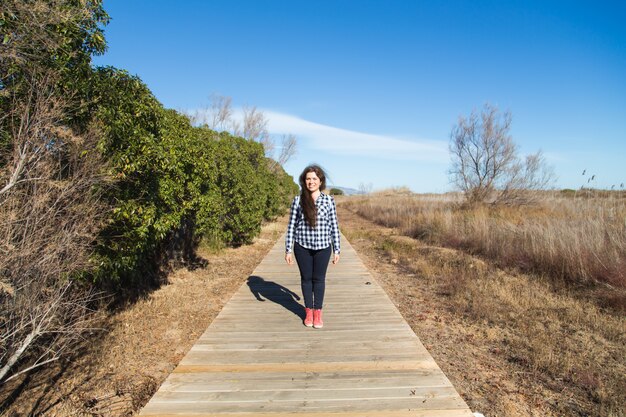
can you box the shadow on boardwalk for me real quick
[247,276,304,319]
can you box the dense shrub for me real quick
[268,163,300,218]
[213,131,268,245]
[82,68,296,287]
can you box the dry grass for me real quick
[338,193,626,416]
[343,191,626,294]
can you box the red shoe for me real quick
[313,309,323,329]
[304,308,313,327]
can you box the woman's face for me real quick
[305,171,321,193]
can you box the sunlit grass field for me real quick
[343,189,626,293]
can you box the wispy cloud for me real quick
[264,110,449,162]
[188,107,449,162]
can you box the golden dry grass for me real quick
[343,191,626,294]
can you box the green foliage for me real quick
[1,0,110,166]
[1,1,297,289]
[212,132,266,245]
[0,0,109,80]
[84,68,296,286]
[82,68,163,282]
[271,163,300,217]
[329,187,344,195]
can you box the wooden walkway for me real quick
[140,234,473,417]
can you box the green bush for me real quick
[83,67,296,287]
[213,132,267,245]
[329,187,344,195]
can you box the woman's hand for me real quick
[332,253,340,265]
[285,252,294,265]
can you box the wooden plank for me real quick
[159,372,453,391]
[148,386,463,403]
[173,360,441,373]
[144,408,473,417]
[191,340,422,350]
[160,369,454,384]
[141,396,470,414]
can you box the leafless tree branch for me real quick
[187,94,297,167]
[449,103,555,205]
[0,71,106,385]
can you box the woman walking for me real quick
[285,165,341,329]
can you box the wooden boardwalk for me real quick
[140,234,473,417]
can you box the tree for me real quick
[0,71,105,384]
[277,134,297,166]
[0,0,109,153]
[449,104,555,205]
[0,0,109,385]
[358,182,373,195]
[0,0,298,394]
[268,133,297,173]
[241,105,272,153]
[188,94,297,167]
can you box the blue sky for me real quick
[94,0,626,192]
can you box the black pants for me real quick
[293,242,331,310]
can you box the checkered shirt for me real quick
[285,192,341,254]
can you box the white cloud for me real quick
[264,110,448,162]
[188,107,449,162]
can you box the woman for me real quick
[285,165,341,329]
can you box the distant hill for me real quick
[330,186,364,196]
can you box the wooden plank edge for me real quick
[140,409,475,417]
[173,360,440,373]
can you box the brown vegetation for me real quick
[337,192,626,416]
[0,73,106,384]
[343,191,626,293]
[188,94,297,169]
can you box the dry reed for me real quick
[344,191,626,293]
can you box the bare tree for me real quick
[268,133,297,172]
[0,71,105,384]
[189,95,298,167]
[278,134,297,165]
[358,182,373,195]
[209,94,234,131]
[189,94,236,133]
[0,72,64,196]
[1,0,94,69]
[449,104,555,205]
[241,105,273,155]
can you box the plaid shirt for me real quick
[285,192,341,254]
